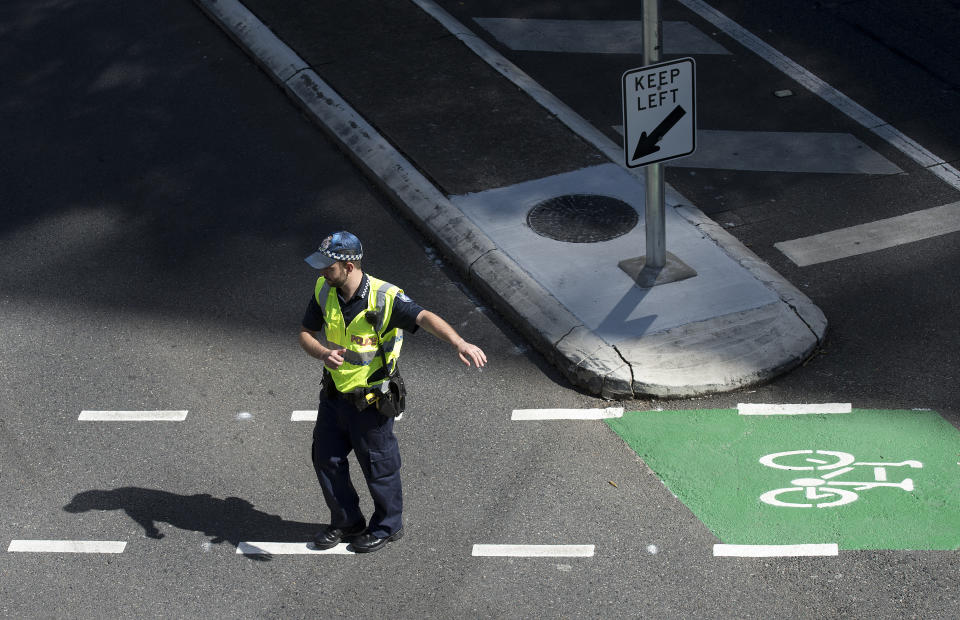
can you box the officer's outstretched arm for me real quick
[415,310,487,368]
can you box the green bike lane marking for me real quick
[607,408,960,551]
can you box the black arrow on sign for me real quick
[632,105,687,161]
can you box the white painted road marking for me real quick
[474,18,729,55]
[775,201,960,267]
[291,410,317,421]
[78,410,188,421]
[676,130,902,175]
[676,0,960,192]
[511,408,624,420]
[8,540,127,553]
[472,544,595,557]
[738,403,852,416]
[714,543,839,557]
[237,542,354,555]
[613,126,902,174]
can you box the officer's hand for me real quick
[457,341,487,368]
[323,348,347,370]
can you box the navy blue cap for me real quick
[305,231,364,269]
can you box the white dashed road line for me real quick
[511,408,624,420]
[8,540,127,554]
[738,403,852,416]
[78,410,188,421]
[714,543,839,557]
[237,542,354,555]
[774,201,960,267]
[472,544,595,558]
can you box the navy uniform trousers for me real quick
[311,396,403,538]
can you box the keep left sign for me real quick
[622,57,696,168]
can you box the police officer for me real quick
[299,231,487,553]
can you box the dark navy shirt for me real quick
[302,273,423,334]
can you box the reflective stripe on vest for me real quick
[314,275,404,394]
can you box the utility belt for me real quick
[322,369,406,418]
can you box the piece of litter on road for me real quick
[774,89,794,97]
[608,481,618,488]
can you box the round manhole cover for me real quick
[526,194,638,243]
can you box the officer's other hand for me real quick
[457,341,487,368]
[324,348,347,370]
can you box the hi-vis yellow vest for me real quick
[314,275,404,394]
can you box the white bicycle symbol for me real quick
[759,450,922,508]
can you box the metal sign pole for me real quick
[617,2,697,287]
[643,0,666,271]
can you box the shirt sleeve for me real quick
[386,291,423,333]
[301,295,325,331]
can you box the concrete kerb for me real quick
[282,70,493,272]
[469,251,634,399]
[194,0,308,82]
[193,0,632,397]
[619,301,819,397]
[674,204,828,343]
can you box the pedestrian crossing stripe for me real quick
[474,18,729,56]
[237,542,353,555]
[775,200,960,267]
[610,126,902,175]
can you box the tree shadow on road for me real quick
[64,487,322,561]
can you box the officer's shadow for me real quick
[64,487,321,561]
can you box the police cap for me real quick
[305,231,364,269]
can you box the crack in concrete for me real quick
[553,324,578,347]
[786,298,821,344]
[467,247,496,272]
[612,344,636,398]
